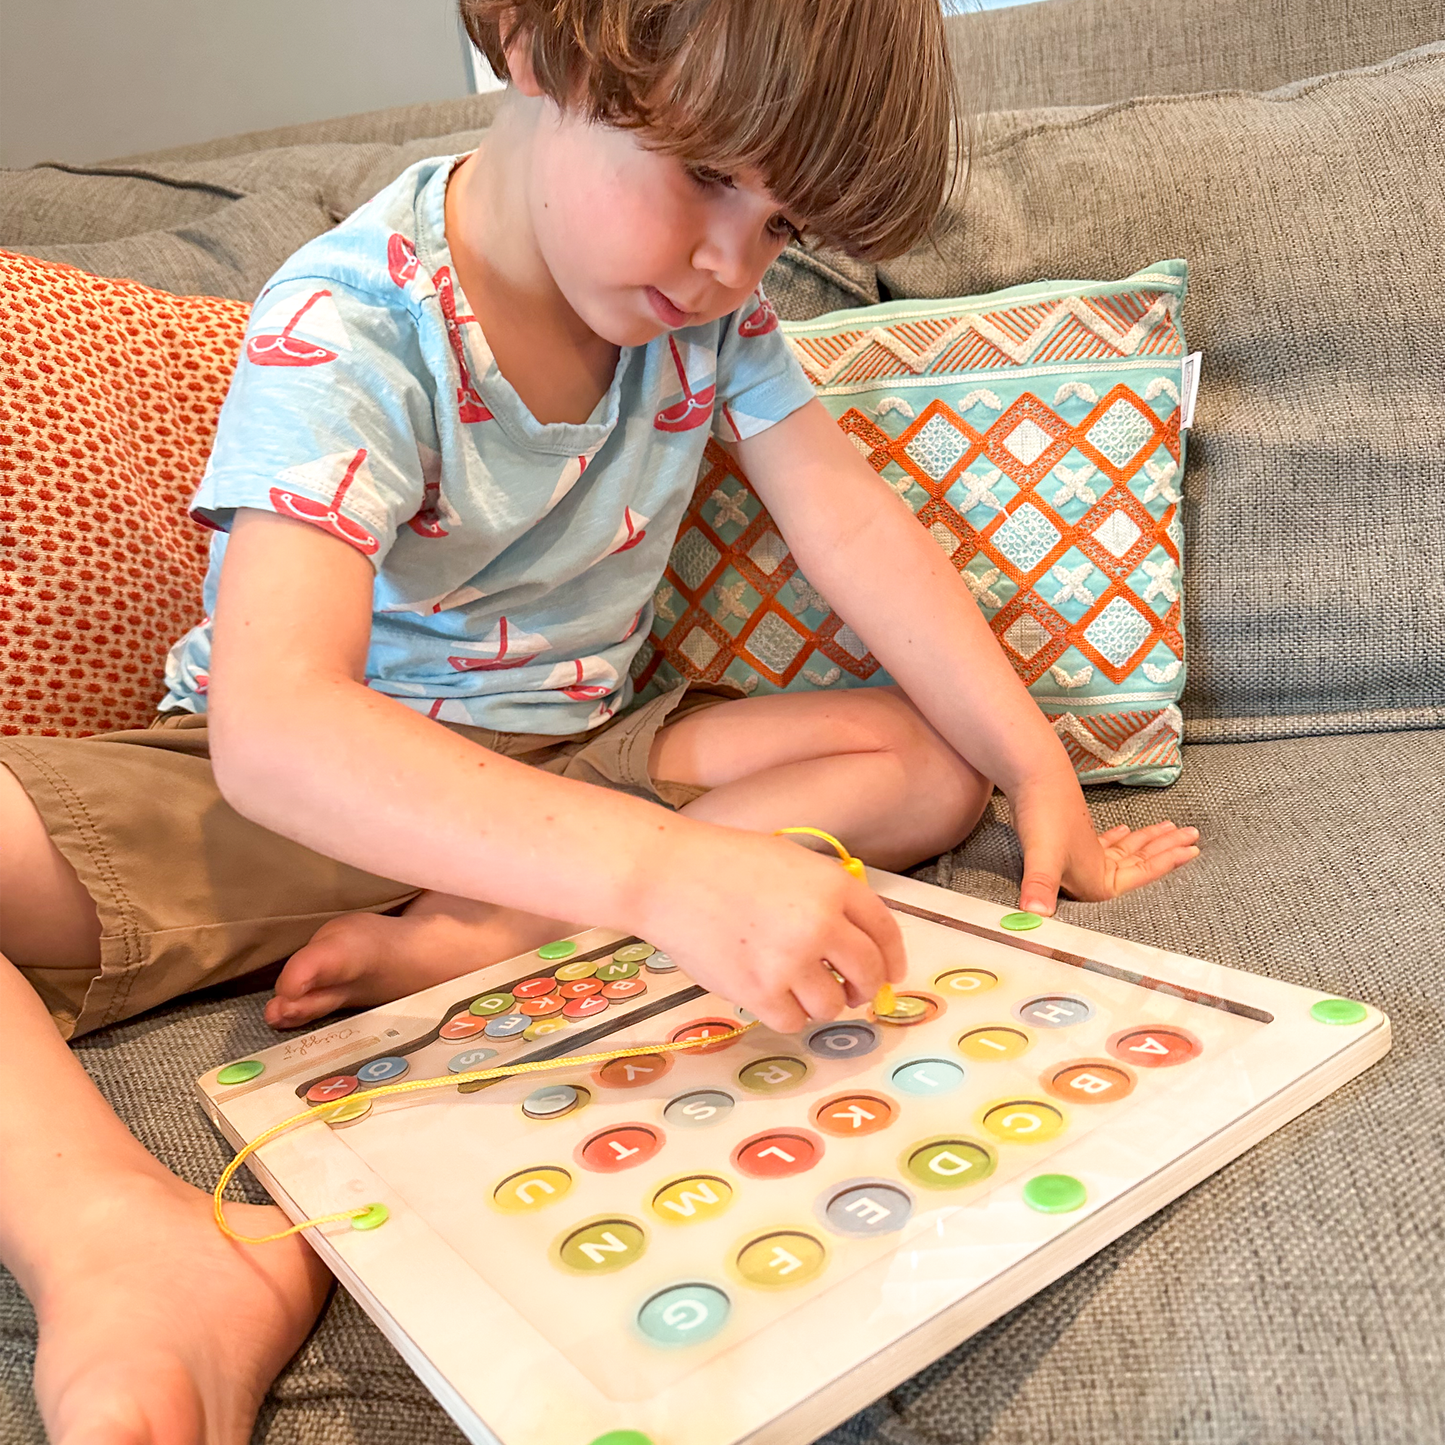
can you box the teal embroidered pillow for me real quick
[633,260,1190,786]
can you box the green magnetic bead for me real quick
[1000,911,1043,932]
[217,1060,265,1085]
[1310,997,1368,1025]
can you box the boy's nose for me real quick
[692,227,767,293]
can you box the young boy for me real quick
[0,1,1199,1440]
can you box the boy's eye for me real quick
[687,164,735,190]
[768,214,804,245]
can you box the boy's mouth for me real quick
[645,286,691,329]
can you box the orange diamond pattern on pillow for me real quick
[633,263,1191,786]
[0,252,248,737]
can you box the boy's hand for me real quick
[637,827,907,1035]
[1012,772,1200,917]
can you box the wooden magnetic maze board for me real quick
[198,871,1389,1445]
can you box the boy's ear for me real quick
[500,12,544,98]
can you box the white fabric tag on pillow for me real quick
[1181,352,1202,430]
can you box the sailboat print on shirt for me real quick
[269,448,383,554]
[246,288,350,367]
[654,335,716,431]
[541,656,620,701]
[738,290,779,337]
[388,233,419,287]
[447,617,549,672]
[434,265,493,424]
[406,446,456,538]
[607,507,650,555]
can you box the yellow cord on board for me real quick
[214,1023,760,1243]
[215,827,891,1245]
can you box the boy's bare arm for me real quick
[734,402,1197,912]
[206,508,904,1028]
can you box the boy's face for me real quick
[523,99,803,347]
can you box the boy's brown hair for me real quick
[460,0,961,261]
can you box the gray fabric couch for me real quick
[3,0,1443,1440]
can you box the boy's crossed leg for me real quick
[266,686,989,1027]
[0,767,332,1445]
[0,688,982,1445]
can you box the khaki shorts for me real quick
[1,683,736,1040]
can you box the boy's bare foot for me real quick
[31,1171,330,1445]
[266,893,571,1029]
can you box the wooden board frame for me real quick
[197,871,1390,1445]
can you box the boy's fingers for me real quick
[818,919,889,1003]
[1019,839,1067,914]
[1135,826,1198,861]
[789,966,848,1025]
[754,994,809,1035]
[1123,843,1200,888]
[848,887,908,983]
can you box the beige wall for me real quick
[0,0,477,168]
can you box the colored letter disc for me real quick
[580,1125,664,1172]
[469,992,516,1017]
[305,1074,359,1104]
[736,1055,810,1094]
[1106,1026,1202,1068]
[601,977,648,1001]
[356,1055,408,1084]
[933,968,999,997]
[1015,995,1093,1029]
[612,943,656,964]
[1046,1061,1134,1104]
[557,1217,647,1274]
[804,1022,880,1059]
[958,1026,1031,1061]
[903,1137,995,1190]
[637,1283,730,1346]
[812,1092,897,1137]
[891,1058,966,1096]
[651,1174,734,1224]
[734,1231,827,1288]
[484,1013,531,1039]
[732,1130,822,1179]
[982,1099,1065,1143]
[447,1047,498,1073]
[823,1182,913,1237]
[522,1084,587,1120]
[554,958,599,982]
[663,1090,735,1128]
[440,1013,488,1040]
[558,977,604,999]
[563,994,610,1021]
[493,1165,573,1213]
[670,1019,742,1054]
[598,1053,671,1088]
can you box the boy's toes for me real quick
[268,915,385,1026]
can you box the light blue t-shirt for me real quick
[162,153,816,732]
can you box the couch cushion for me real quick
[881,44,1445,745]
[1,728,1439,1443]
[17,188,338,304]
[0,253,246,735]
[945,0,1445,110]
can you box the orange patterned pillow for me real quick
[0,253,248,737]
